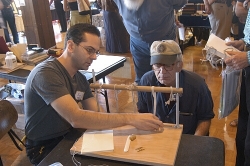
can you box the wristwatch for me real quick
[241,39,250,51]
[240,39,250,64]
[243,0,250,10]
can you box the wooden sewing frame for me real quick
[71,73,184,165]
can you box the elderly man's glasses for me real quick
[153,63,176,71]
[78,45,100,57]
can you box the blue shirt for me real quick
[137,70,214,134]
[113,0,187,43]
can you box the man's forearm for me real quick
[51,94,163,131]
[194,120,211,136]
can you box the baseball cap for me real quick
[150,40,182,65]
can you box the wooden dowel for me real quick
[90,83,183,94]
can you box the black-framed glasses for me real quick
[78,45,100,57]
[153,63,175,71]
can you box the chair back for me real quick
[0,100,18,139]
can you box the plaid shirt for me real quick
[0,11,6,28]
[244,10,250,44]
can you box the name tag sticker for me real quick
[75,91,84,100]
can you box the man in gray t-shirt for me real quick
[24,23,163,165]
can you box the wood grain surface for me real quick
[70,124,183,166]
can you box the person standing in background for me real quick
[49,0,67,32]
[0,1,5,29]
[225,6,250,165]
[204,0,234,40]
[1,0,19,44]
[97,0,129,53]
[113,0,187,83]
[228,0,248,127]
[63,0,91,27]
[235,0,248,38]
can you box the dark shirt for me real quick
[1,0,12,7]
[25,57,93,141]
[137,70,214,134]
[68,1,78,11]
[113,0,187,43]
[97,0,118,12]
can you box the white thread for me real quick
[98,82,103,93]
[114,84,119,112]
[125,82,137,91]
[92,69,96,83]
[151,86,157,116]
[71,138,81,166]
[131,91,137,113]
[92,69,100,112]
[125,83,138,113]
[203,46,229,71]
[200,47,209,64]
[165,86,176,105]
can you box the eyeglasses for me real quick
[78,45,100,57]
[153,63,175,71]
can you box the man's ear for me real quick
[176,61,183,72]
[67,40,75,52]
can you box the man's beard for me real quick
[124,0,144,10]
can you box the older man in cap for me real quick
[137,40,215,136]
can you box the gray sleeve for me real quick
[31,69,70,105]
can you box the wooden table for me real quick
[178,15,210,50]
[38,128,225,166]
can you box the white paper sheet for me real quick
[81,130,114,153]
[178,27,185,41]
[205,34,239,59]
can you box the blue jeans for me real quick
[130,36,152,83]
[2,7,19,44]
[236,67,250,166]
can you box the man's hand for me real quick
[225,51,249,70]
[128,113,164,131]
[204,3,212,14]
[175,19,183,28]
[226,40,245,51]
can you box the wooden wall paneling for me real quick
[20,0,56,49]
[20,0,38,44]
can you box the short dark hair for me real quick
[64,23,100,48]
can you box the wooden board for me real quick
[70,123,183,166]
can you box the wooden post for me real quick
[20,0,56,49]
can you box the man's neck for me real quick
[57,53,77,78]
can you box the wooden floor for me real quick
[0,23,237,166]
